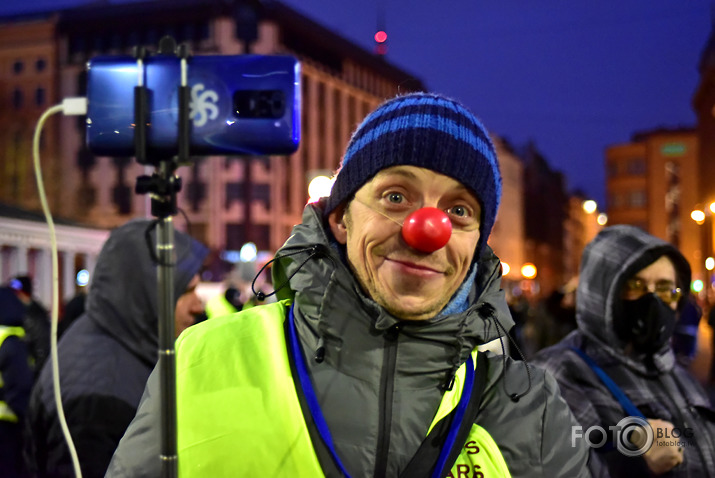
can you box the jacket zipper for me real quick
[374,323,400,478]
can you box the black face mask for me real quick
[615,293,677,355]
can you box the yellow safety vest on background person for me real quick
[204,293,239,320]
[0,326,26,423]
[176,300,511,477]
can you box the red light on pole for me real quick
[374,30,388,55]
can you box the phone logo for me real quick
[190,83,219,127]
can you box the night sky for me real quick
[2,0,713,207]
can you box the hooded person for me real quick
[532,225,715,477]
[24,219,208,478]
[107,92,590,477]
[0,287,34,478]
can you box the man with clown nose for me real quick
[108,92,592,477]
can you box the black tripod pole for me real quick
[157,199,178,477]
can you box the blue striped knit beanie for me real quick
[324,92,502,256]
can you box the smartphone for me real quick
[85,54,301,158]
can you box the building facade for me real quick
[605,129,701,282]
[693,21,715,295]
[521,142,569,298]
[0,204,108,307]
[0,0,427,287]
[490,137,525,285]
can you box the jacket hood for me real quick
[271,202,514,363]
[576,224,691,372]
[0,287,25,327]
[85,219,208,366]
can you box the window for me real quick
[77,146,96,171]
[253,183,271,209]
[225,224,246,251]
[608,192,624,209]
[35,58,46,72]
[626,158,646,175]
[35,87,46,107]
[186,164,206,212]
[112,184,132,215]
[629,190,647,208]
[225,182,243,209]
[12,89,23,109]
[13,60,23,74]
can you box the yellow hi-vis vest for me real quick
[176,300,511,477]
[0,326,26,423]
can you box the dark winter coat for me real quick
[24,219,207,478]
[532,225,715,477]
[21,299,50,379]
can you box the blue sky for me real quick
[2,0,713,206]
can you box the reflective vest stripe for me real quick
[0,326,26,423]
[175,300,511,477]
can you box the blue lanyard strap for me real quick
[288,304,352,477]
[432,353,475,478]
[288,304,477,478]
[570,347,645,419]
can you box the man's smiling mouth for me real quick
[386,257,443,274]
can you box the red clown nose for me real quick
[401,207,452,253]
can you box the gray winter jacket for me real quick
[107,204,590,477]
[532,225,715,477]
[25,219,207,478]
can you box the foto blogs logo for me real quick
[572,416,654,456]
[572,416,694,456]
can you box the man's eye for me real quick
[448,205,469,217]
[387,192,404,204]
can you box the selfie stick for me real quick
[133,36,190,478]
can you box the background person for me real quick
[24,219,207,478]
[108,92,590,477]
[0,287,34,478]
[9,275,50,379]
[532,225,715,477]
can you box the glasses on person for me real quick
[622,278,682,304]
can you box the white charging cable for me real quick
[33,97,88,478]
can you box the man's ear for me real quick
[328,204,348,244]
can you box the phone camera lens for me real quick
[233,90,285,119]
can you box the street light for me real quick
[521,263,537,279]
[690,201,715,299]
[582,200,597,214]
[307,173,334,204]
[691,209,706,225]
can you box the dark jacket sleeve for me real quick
[106,365,162,478]
[24,382,137,478]
[24,302,51,374]
[0,335,33,418]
